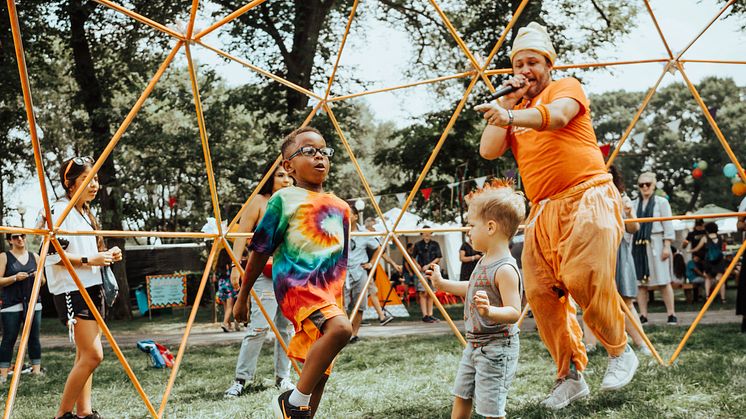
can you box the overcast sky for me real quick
[5,0,746,227]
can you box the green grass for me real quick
[3,323,745,418]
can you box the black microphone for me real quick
[485,83,525,101]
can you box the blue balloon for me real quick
[723,163,738,178]
[693,162,699,169]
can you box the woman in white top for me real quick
[631,172,678,326]
[0,232,44,381]
[47,157,122,419]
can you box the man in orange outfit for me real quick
[475,22,638,409]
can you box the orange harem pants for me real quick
[522,173,626,378]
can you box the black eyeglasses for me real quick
[10,234,26,240]
[638,182,652,188]
[287,146,334,160]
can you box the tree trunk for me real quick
[68,0,131,319]
[285,0,336,116]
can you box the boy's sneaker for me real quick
[349,336,360,344]
[637,344,652,357]
[53,413,76,419]
[639,315,648,325]
[380,314,394,326]
[224,380,245,398]
[276,377,295,392]
[273,390,312,419]
[427,315,440,323]
[667,315,678,325]
[540,371,589,410]
[422,316,434,323]
[601,344,639,391]
[80,411,103,419]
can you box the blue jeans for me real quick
[452,335,520,418]
[234,275,293,381]
[0,309,42,368]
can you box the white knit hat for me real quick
[510,22,557,65]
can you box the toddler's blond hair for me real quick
[466,178,526,238]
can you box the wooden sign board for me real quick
[146,274,187,318]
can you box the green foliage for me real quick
[372,0,639,223]
[595,77,746,213]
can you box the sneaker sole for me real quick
[543,386,590,410]
[380,317,393,326]
[601,353,639,391]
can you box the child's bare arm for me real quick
[233,251,271,322]
[474,265,521,324]
[690,236,706,253]
[425,264,468,297]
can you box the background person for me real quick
[47,156,123,419]
[224,162,294,398]
[358,214,396,327]
[412,227,442,323]
[689,222,726,303]
[737,196,746,333]
[216,256,239,333]
[682,219,707,267]
[0,232,44,382]
[346,204,402,343]
[459,233,482,281]
[631,172,678,325]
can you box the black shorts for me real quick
[53,284,105,325]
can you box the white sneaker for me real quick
[276,377,295,392]
[540,372,590,410]
[637,344,652,357]
[224,380,245,398]
[601,345,639,391]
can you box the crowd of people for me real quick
[2,20,746,419]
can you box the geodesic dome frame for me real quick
[3,0,746,417]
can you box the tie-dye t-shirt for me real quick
[248,186,350,331]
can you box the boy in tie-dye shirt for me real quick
[233,127,352,419]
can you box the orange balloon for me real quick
[692,168,703,179]
[732,182,746,196]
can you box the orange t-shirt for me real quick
[507,77,606,203]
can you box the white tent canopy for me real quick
[371,208,464,281]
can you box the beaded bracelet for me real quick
[537,104,550,131]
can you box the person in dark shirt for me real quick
[459,234,482,281]
[682,219,707,268]
[412,227,442,323]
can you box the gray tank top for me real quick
[465,256,521,344]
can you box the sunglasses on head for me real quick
[287,146,334,160]
[638,182,652,188]
[63,156,94,182]
[10,234,26,240]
